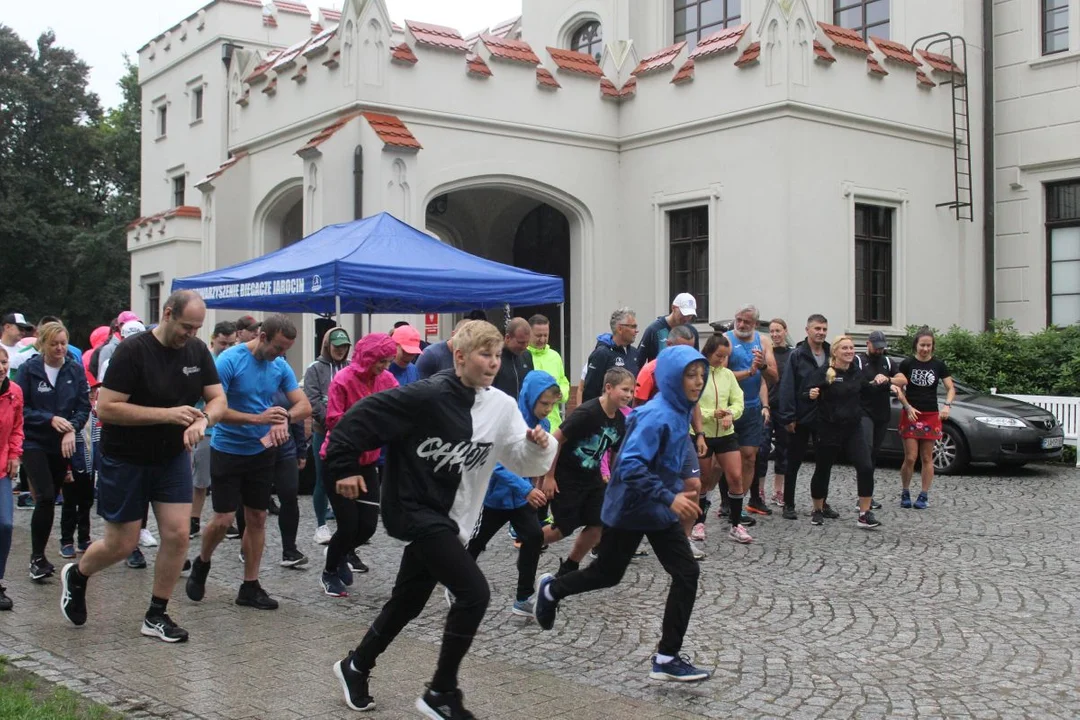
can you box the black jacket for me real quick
[767,344,791,412]
[856,352,897,424]
[777,339,830,427]
[582,334,640,402]
[492,347,533,400]
[810,363,871,428]
[15,354,91,454]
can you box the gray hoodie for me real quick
[303,326,350,434]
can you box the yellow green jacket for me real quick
[527,344,571,430]
[699,365,744,438]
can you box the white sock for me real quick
[655,653,675,665]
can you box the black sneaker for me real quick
[416,687,475,720]
[821,504,840,520]
[59,563,87,626]
[746,496,773,515]
[126,548,147,569]
[337,557,354,587]
[321,572,349,597]
[810,510,825,526]
[281,549,308,568]
[0,584,11,611]
[332,654,374,711]
[782,506,798,520]
[870,499,883,510]
[141,613,189,643]
[186,557,210,601]
[225,525,241,540]
[555,558,579,578]
[534,573,558,630]
[236,581,278,610]
[29,556,54,581]
[189,518,200,539]
[268,497,280,516]
[857,512,882,530]
[347,551,368,574]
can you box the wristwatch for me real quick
[199,409,211,424]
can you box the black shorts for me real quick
[210,448,277,513]
[550,479,605,534]
[703,434,740,456]
[97,451,193,524]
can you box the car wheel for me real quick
[933,424,969,475]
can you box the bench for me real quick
[990,391,1080,467]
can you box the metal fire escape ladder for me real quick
[913,32,973,222]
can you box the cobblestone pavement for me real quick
[0,461,1077,719]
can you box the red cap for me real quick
[391,325,423,355]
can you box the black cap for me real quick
[867,330,888,350]
[1,312,34,330]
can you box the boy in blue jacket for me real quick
[534,345,710,683]
[466,370,560,617]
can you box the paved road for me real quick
[0,461,1077,719]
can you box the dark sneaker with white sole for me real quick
[332,654,375,711]
[416,687,476,720]
[857,512,882,529]
[186,557,210,601]
[59,563,87,626]
[821,504,840,520]
[235,581,278,610]
[810,510,825,526]
[322,572,349,598]
[347,551,368,574]
[649,654,711,682]
[225,525,241,539]
[281,549,308,568]
[141,613,189,643]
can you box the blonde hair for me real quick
[825,335,854,384]
[35,322,69,353]
[452,320,504,357]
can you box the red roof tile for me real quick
[271,37,311,72]
[128,205,203,230]
[304,26,336,57]
[261,77,279,94]
[632,41,686,77]
[814,40,836,63]
[619,76,636,99]
[918,49,963,74]
[297,112,361,155]
[263,14,278,28]
[319,7,341,22]
[361,112,422,151]
[202,152,248,184]
[275,1,310,15]
[545,47,604,77]
[406,20,469,52]
[600,76,619,100]
[671,58,695,84]
[292,64,308,82]
[817,22,871,54]
[871,37,920,67]
[466,53,492,78]
[688,24,749,60]
[322,49,340,68]
[866,56,888,76]
[245,50,284,84]
[536,66,560,90]
[735,41,760,67]
[480,35,540,65]
[916,69,936,87]
[391,43,418,65]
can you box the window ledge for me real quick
[189,118,204,127]
[155,134,167,142]
[1029,49,1080,69]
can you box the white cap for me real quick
[120,320,146,339]
[672,293,697,317]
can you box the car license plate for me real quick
[1042,437,1064,449]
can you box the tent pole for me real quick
[335,295,342,325]
[559,302,566,368]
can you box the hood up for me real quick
[351,333,398,376]
[655,345,708,414]
[518,370,560,430]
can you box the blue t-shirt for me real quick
[211,344,299,456]
[725,330,764,408]
[388,360,420,386]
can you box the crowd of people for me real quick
[0,292,956,719]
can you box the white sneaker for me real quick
[688,539,705,560]
[690,523,706,542]
[139,529,159,548]
[313,525,332,545]
[728,525,753,544]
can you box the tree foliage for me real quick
[0,26,137,347]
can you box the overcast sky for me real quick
[3,0,521,109]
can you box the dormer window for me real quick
[675,0,742,52]
[571,21,603,61]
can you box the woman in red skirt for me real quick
[895,328,955,509]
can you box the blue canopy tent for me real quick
[171,212,565,316]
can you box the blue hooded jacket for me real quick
[601,345,706,531]
[483,370,559,510]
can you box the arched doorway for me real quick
[512,204,570,364]
[257,184,307,378]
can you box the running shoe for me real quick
[139,529,159,548]
[555,558,579,578]
[235,581,278,610]
[688,538,706,560]
[534,573,558,630]
[338,557,354,587]
[238,551,245,564]
[281,549,308,568]
[690,523,706,542]
[0,585,11,611]
[746,496,773,515]
[267,496,280,516]
[29,556,54,581]
[59,563,87,625]
[507,525,518,541]
[225,525,241,539]
[649,654,710,682]
[333,653,375,712]
[511,596,535,617]
[913,492,929,510]
[900,489,912,509]
[821,504,840,520]
[186,556,210,601]
[728,525,753,544]
[810,510,825,526]
[141,613,189,643]
[444,587,454,608]
[16,493,34,510]
[189,518,200,539]
[857,512,882,529]
[76,539,93,554]
[717,503,730,518]
[321,572,349,598]
[782,506,798,520]
[632,545,650,558]
[870,499,883,510]
[347,551,368,574]
[59,543,76,560]
[740,512,757,527]
[313,525,332,545]
[416,686,476,720]
[772,490,784,507]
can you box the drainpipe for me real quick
[982,0,995,330]
[353,145,363,220]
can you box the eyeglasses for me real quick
[618,323,638,330]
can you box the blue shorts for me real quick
[97,451,193,524]
[734,405,764,448]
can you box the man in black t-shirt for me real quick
[856,330,904,510]
[59,291,226,644]
[541,367,634,576]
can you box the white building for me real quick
[128,0,1080,376]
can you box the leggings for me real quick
[467,504,543,602]
[783,424,817,509]
[352,529,489,693]
[23,450,68,558]
[235,453,301,552]
[0,476,12,580]
[311,430,330,526]
[59,465,94,546]
[324,464,379,574]
[810,421,875,500]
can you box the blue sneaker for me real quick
[16,494,34,510]
[533,573,558,630]
[507,525,518,541]
[59,544,76,559]
[337,558,353,587]
[913,492,929,510]
[126,548,147,569]
[900,489,912,509]
[649,654,711,682]
[77,539,93,554]
[511,596,535,617]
